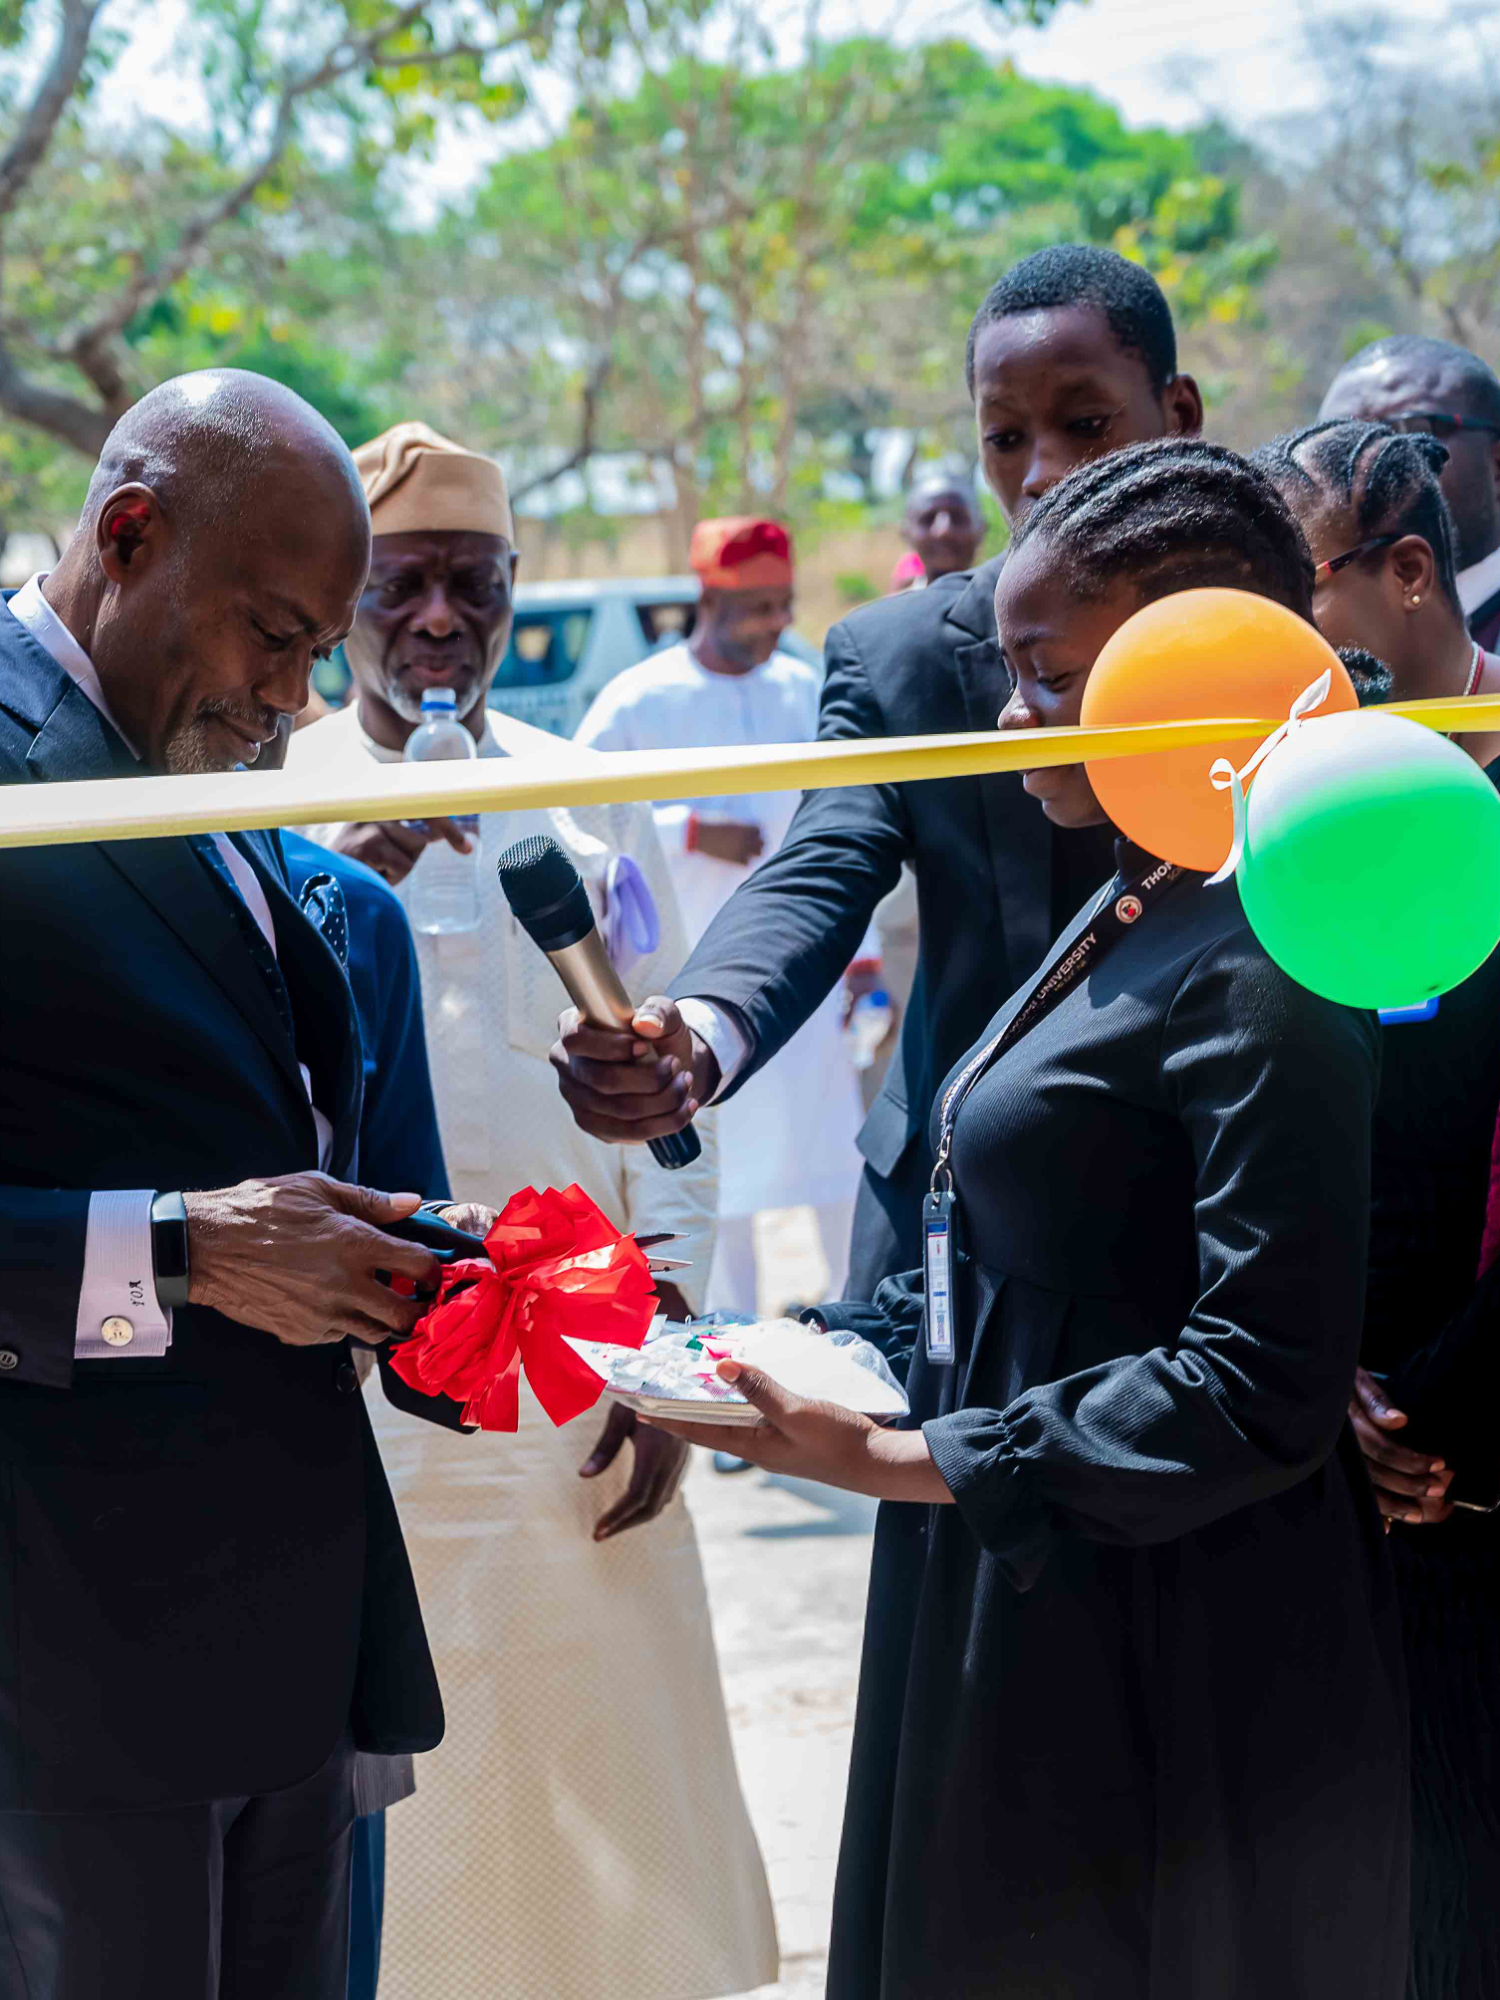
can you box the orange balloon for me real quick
[1080,588,1358,870]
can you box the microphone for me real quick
[497,834,702,1170]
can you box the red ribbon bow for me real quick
[389,1184,657,1431]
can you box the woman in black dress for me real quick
[646,439,1408,2000]
[1259,418,1500,2000]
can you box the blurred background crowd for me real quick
[4,0,1498,630]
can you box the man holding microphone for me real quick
[0,371,468,1999]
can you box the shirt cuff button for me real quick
[101,1317,135,1347]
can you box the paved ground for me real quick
[688,1207,880,2000]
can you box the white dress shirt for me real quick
[1459,543,1500,621]
[5,574,330,1360]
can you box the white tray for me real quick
[564,1321,908,1425]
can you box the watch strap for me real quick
[150,1190,191,1311]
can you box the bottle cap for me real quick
[420,687,458,711]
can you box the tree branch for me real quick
[55,0,535,395]
[362,38,492,69]
[0,0,105,225]
[0,335,112,456]
[507,344,615,503]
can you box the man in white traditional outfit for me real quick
[285,424,777,2000]
[575,517,868,1311]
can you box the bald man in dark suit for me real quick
[1323,335,1500,651]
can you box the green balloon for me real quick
[1237,710,1500,1010]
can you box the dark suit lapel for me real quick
[949,592,1055,989]
[15,661,140,787]
[2,607,316,1133]
[98,835,311,1114]
[239,833,364,1178]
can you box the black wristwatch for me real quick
[150,1191,191,1310]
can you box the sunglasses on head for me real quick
[1388,411,1500,441]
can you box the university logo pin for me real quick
[1115,894,1143,924]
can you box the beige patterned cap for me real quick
[354,421,514,542]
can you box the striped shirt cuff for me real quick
[75,1190,172,1359]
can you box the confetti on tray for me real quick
[563,1317,909,1427]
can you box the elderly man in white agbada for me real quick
[286,422,776,2000]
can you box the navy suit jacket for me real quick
[0,601,450,1812]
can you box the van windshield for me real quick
[492,610,594,689]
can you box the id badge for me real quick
[923,1189,960,1366]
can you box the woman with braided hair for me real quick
[643,436,1409,2000]
[1260,417,1500,2000]
[1255,419,1500,770]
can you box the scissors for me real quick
[377,1216,691,1321]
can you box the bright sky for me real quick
[954,0,1440,124]
[85,0,1489,198]
[790,0,1487,128]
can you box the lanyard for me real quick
[929,856,1184,1197]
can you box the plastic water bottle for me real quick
[846,988,893,1070]
[404,689,481,935]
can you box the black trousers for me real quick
[0,1737,355,2000]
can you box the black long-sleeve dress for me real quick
[819,851,1408,2000]
[1364,865,1500,2000]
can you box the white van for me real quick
[311,576,823,740]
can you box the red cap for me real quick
[689,517,793,591]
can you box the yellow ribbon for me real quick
[2,694,1498,852]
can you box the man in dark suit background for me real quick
[1321,336,1500,652]
[0,371,466,1999]
[551,246,1202,1296]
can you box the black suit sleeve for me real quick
[0,1189,90,1388]
[668,616,914,1097]
[925,941,1378,1583]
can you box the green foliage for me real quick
[393,33,1271,526]
[0,422,88,543]
[0,0,1271,548]
[1341,319,1397,362]
[127,287,390,444]
[0,0,671,462]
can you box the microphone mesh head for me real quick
[495,834,581,918]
